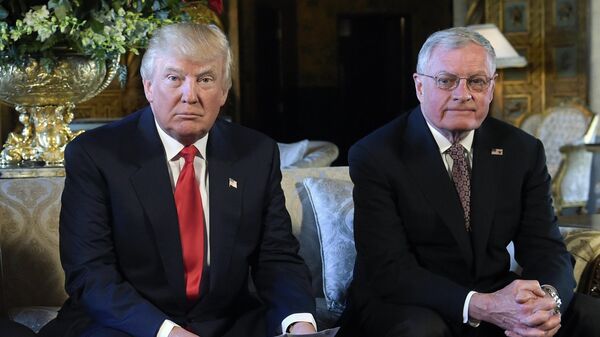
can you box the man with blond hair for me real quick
[39,23,316,337]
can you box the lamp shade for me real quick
[468,24,527,68]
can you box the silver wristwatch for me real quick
[541,284,562,315]
[468,318,481,328]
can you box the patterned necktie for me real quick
[448,142,471,231]
[174,145,205,301]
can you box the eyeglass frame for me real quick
[416,72,498,93]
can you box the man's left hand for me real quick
[289,322,317,334]
[505,291,562,337]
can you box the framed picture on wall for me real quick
[554,0,577,28]
[504,0,528,33]
[554,46,577,78]
[504,95,530,124]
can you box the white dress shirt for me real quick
[424,121,477,324]
[153,119,316,336]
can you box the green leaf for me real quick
[48,0,73,20]
[88,17,104,33]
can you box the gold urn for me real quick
[0,55,118,167]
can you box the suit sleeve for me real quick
[60,140,168,337]
[349,143,470,322]
[513,139,576,313]
[250,142,316,334]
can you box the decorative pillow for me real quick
[277,140,309,168]
[303,177,356,314]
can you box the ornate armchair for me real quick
[517,113,543,136]
[551,107,598,214]
[537,104,592,178]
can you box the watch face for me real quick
[541,284,562,313]
[468,319,481,328]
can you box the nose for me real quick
[181,78,198,104]
[452,78,472,101]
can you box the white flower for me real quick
[22,5,50,27]
[1,2,188,66]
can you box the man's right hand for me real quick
[168,326,200,337]
[469,280,561,337]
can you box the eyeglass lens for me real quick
[435,73,491,92]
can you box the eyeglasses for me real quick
[417,72,497,92]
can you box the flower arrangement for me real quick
[0,0,191,68]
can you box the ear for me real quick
[143,79,153,103]
[219,88,229,107]
[413,73,425,103]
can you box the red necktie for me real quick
[448,142,471,231]
[174,145,205,301]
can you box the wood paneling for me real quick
[486,0,588,124]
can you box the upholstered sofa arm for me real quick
[563,229,600,296]
[578,254,600,298]
[0,171,67,331]
[290,141,339,168]
[277,140,339,169]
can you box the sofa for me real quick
[0,166,352,332]
[1,166,599,333]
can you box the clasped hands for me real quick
[469,280,561,337]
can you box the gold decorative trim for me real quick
[0,56,119,166]
[0,168,65,179]
[515,111,539,129]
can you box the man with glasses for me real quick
[339,27,600,337]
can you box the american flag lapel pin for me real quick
[228,178,238,189]
[491,148,504,156]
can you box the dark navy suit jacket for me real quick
[51,107,315,337]
[346,106,575,330]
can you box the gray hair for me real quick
[140,23,233,90]
[416,27,496,74]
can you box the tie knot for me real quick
[447,142,465,160]
[180,145,198,164]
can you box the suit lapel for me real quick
[470,121,501,276]
[128,107,186,306]
[205,120,243,294]
[403,108,474,268]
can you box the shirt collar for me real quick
[154,118,208,161]
[424,120,474,155]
